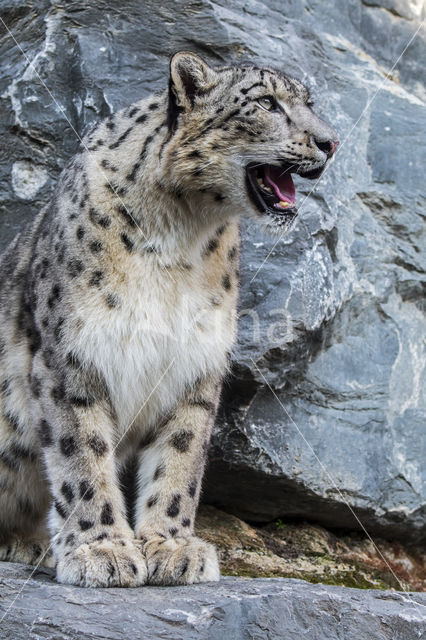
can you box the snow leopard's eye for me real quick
[257,96,277,112]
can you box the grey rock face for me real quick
[0,563,425,640]
[0,0,424,541]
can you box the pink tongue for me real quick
[264,166,296,204]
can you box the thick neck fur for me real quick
[73,91,236,265]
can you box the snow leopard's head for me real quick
[164,51,339,236]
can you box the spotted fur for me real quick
[0,52,337,587]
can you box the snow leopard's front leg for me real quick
[39,392,148,587]
[135,376,222,585]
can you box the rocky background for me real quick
[0,0,425,592]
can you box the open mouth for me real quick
[246,162,325,219]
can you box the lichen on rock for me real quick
[196,506,425,591]
[11,160,48,200]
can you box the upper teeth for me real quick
[257,177,272,192]
[257,177,288,202]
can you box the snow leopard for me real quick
[0,51,338,586]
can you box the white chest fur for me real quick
[71,257,234,439]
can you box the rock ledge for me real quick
[0,562,425,639]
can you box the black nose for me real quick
[314,138,339,157]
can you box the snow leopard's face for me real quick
[164,52,339,235]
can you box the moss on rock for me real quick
[196,506,425,591]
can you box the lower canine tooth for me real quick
[279,201,290,208]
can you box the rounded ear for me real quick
[169,51,218,108]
